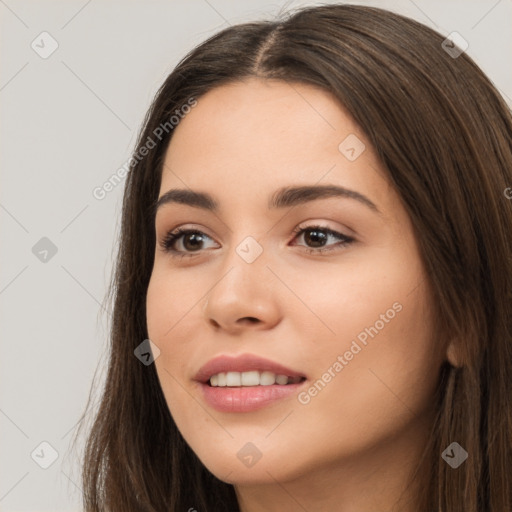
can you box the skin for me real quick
[146,78,456,512]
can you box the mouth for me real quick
[194,353,308,412]
[194,352,307,385]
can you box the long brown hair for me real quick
[77,4,512,510]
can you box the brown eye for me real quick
[161,228,217,256]
[291,225,354,254]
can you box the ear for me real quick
[445,338,463,368]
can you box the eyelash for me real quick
[160,224,354,259]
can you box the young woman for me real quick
[79,4,512,511]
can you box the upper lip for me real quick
[194,353,307,383]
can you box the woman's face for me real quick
[146,78,447,486]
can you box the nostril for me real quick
[234,317,261,326]
[242,317,260,324]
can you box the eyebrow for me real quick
[155,184,380,214]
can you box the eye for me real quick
[290,224,354,255]
[160,227,218,258]
[159,224,355,259]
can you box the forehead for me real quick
[159,78,392,214]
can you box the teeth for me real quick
[260,371,276,386]
[226,372,241,386]
[208,371,302,387]
[241,371,260,386]
[276,374,289,385]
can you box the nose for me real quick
[202,250,282,333]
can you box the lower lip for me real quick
[199,381,306,412]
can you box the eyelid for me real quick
[292,219,355,238]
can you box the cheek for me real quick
[146,262,217,400]
[146,264,199,338]
[283,250,440,450]
[295,275,440,458]
[146,269,181,373]
[146,266,202,383]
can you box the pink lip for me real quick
[199,382,306,412]
[194,353,308,413]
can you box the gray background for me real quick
[1,0,511,510]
